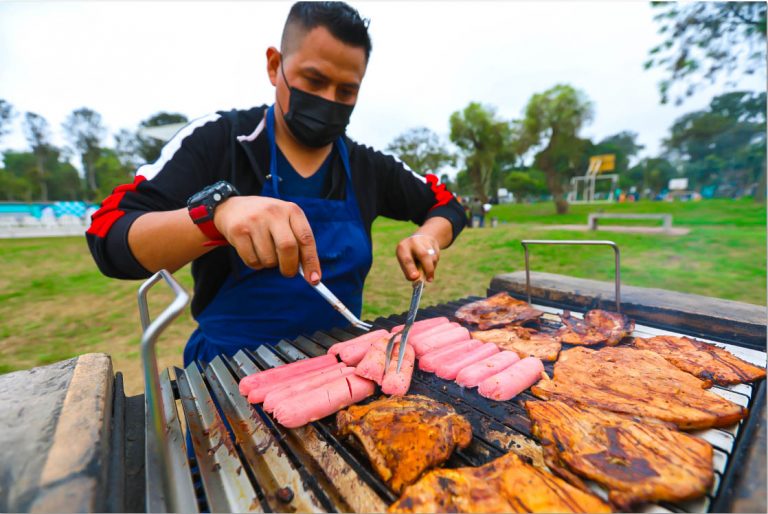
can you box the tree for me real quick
[626,157,676,197]
[62,107,106,197]
[663,91,766,200]
[94,149,133,199]
[385,127,455,175]
[23,112,52,201]
[0,99,14,142]
[1,149,82,201]
[449,102,512,202]
[518,84,594,214]
[136,112,188,164]
[645,2,767,105]
[504,170,547,203]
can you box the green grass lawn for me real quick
[1,199,764,394]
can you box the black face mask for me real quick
[278,62,355,148]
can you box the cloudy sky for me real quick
[0,1,764,173]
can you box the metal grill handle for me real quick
[138,270,197,513]
[521,239,621,312]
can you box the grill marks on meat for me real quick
[455,292,543,330]
[532,346,747,430]
[526,400,714,510]
[336,395,472,494]
[558,310,634,346]
[472,326,562,361]
[634,335,766,385]
[388,451,611,513]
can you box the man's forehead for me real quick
[284,25,367,74]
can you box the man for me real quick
[86,2,466,366]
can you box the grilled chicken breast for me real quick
[526,399,713,509]
[634,335,766,385]
[336,395,472,494]
[558,310,634,346]
[532,347,747,430]
[471,326,562,361]
[388,451,611,513]
[455,293,543,330]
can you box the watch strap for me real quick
[189,205,227,244]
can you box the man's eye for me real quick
[306,77,323,88]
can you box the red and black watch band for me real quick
[189,205,227,246]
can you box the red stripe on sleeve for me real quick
[86,175,147,238]
[425,173,455,210]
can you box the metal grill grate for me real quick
[147,295,766,513]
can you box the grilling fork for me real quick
[384,272,425,373]
[298,264,373,331]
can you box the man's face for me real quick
[268,26,367,113]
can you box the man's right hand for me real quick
[214,196,321,284]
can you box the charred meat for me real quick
[336,395,472,494]
[388,451,611,513]
[558,309,634,346]
[472,326,562,361]
[634,335,766,385]
[531,346,747,430]
[455,292,543,330]
[526,399,713,510]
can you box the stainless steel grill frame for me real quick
[138,272,766,514]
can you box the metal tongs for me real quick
[299,264,372,331]
[384,273,425,373]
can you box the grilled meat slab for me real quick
[526,400,713,509]
[388,451,611,513]
[472,326,562,361]
[336,395,472,494]
[455,292,543,330]
[532,347,747,429]
[634,335,766,385]
[558,310,634,346]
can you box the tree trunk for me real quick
[469,163,488,202]
[755,165,766,204]
[35,152,48,201]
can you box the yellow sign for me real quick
[589,154,616,172]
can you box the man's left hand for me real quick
[396,233,440,283]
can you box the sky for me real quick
[0,0,765,176]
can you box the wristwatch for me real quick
[187,181,239,244]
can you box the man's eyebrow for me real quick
[302,66,360,89]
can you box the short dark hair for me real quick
[281,1,372,62]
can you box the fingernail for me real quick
[310,271,320,283]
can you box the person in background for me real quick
[470,198,486,228]
[85,1,466,367]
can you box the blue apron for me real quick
[183,106,372,367]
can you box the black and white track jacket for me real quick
[86,105,467,317]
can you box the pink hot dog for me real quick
[338,335,389,366]
[434,343,500,380]
[247,362,347,404]
[272,375,375,428]
[262,366,356,412]
[407,321,460,340]
[478,357,545,401]
[455,351,521,388]
[239,354,338,396]
[381,343,415,396]
[390,316,450,334]
[327,329,389,356]
[355,339,389,385]
[412,326,471,357]
[418,339,482,372]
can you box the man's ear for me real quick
[266,47,280,87]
